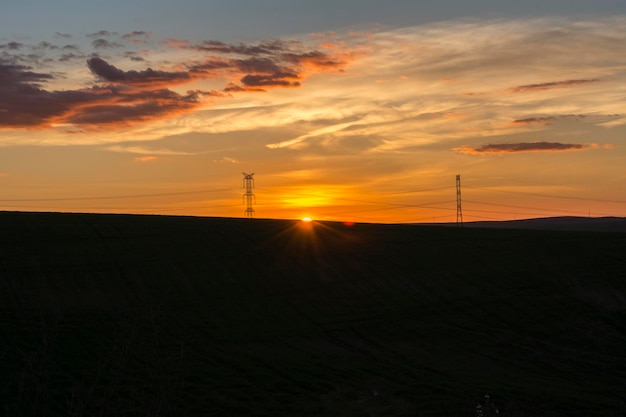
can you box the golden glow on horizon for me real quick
[301,216,313,222]
[274,184,357,210]
[282,195,329,207]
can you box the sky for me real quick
[1,0,626,223]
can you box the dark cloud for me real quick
[122,31,149,38]
[87,57,190,85]
[54,32,72,39]
[453,142,588,155]
[188,41,348,91]
[92,39,124,49]
[123,51,146,61]
[241,72,300,88]
[0,61,53,84]
[35,42,58,50]
[1,51,45,66]
[87,30,116,38]
[232,57,301,87]
[185,89,228,100]
[282,50,344,69]
[187,39,347,72]
[181,37,352,94]
[511,79,600,92]
[223,82,264,93]
[511,114,621,126]
[1,36,354,130]
[0,42,24,51]
[122,31,151,44]
[59,53,86,62]
[512,117,555,125]
[234,57,283,74]
[187,58,231,73]
[191,39,288,55]
[0,60,94,127]
[0,58,202,128]
[64,91,199,125]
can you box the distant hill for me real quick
[1,211,625,416]
[431,216,626,233]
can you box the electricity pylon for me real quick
[456,174,463,227]
[242,172,256,217]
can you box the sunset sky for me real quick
[2,0,626,223]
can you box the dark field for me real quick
[1,211,625,416]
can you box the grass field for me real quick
[1,211,625,416]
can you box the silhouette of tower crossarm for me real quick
[242,172,256,218]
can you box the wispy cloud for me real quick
[453,142,589,155]
[189,39,288,55]
[510,79,600,93]
[511,117,555,125]
[213,156,237,164]
[106,145,197,156]
[134,155,157,162]
[511,114,622,127]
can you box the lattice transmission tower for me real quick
[242,172,256,217]
[456,174,463,227]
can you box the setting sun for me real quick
[301,217,313,222]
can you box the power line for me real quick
[379,185,455,196]
[463,199,587,216]
[256,187,454,209]
[320,201,456,216]
[465,186,626,204]
[1,175,624,221]
[0,188,233,202]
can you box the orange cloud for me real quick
[134,155,157,162]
